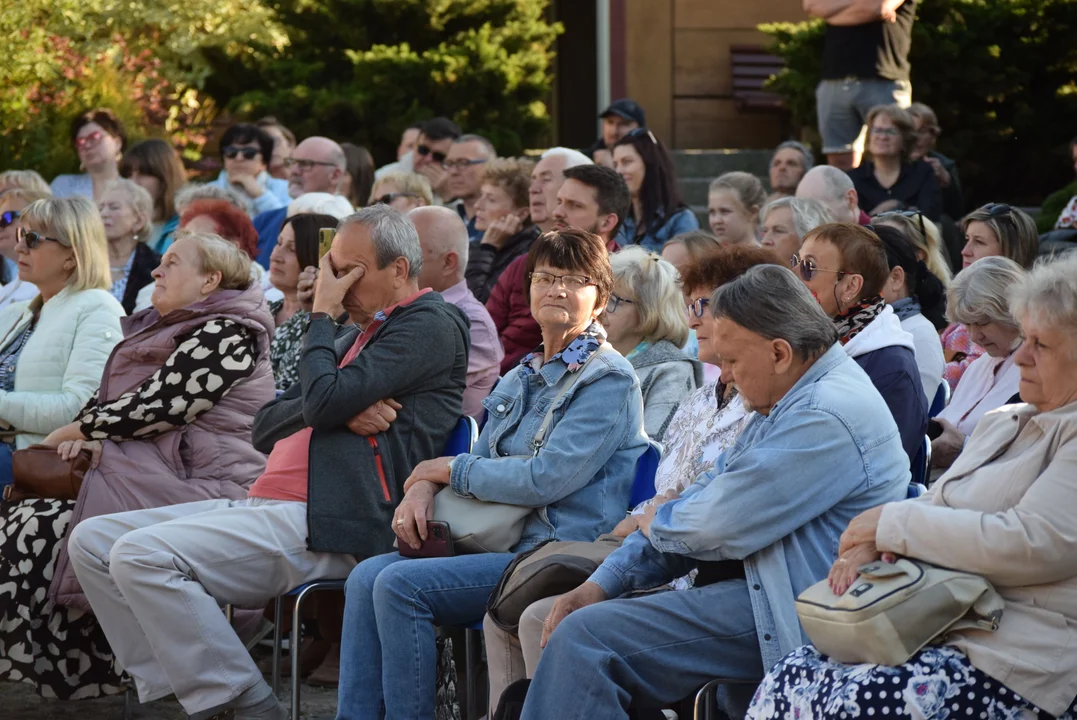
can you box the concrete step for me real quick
[672,149,771,180]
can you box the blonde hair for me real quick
[0,170,51,195]
[0,188,52,211]
[371,172,434,206]
[102,177,154,239]
[610,246,690,348]
[873,212,953,285]
[947,256,1026,330]
[175,230,252,290]
[709,171,768,217]
[20,197,111,292]
[482,158,535,210]
[174,183,252,216]
[664,230,721,265]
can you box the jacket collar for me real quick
[842,304,916,358]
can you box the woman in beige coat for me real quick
[747,252,1077,720]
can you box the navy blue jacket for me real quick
[253,207,288,270]
[854,344,928,465]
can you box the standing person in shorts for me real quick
[805,0,917,170]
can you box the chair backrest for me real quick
[628,442,662,508]
[930,381,950,417]
[444,416,479,456]
[907,482,928,498]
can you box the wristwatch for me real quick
[309,311,336,323]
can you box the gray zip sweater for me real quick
[630,339,703,441]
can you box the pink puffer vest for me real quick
[49,283,276,611]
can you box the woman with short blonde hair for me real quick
[604,245,701,440]
[0,170,52,195]
[99,177,159,314]
[370,172,434,210]
[180,230,253,291]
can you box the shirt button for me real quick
[764,634,772,641]
[496,405,506,413]
[753,584,761,591]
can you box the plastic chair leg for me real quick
[290,584,319,720]
[271,596,285,695]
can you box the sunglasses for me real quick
[373,192,420,205]
[223,145,260,161]
[16,227,64,249]
[416,145,448,164]
[0,210,19,229]
[686,297,710,319]
[625,127,659,145]
[444,158,488,170]
[75,130,104,149]
[876,209,926,238]
[790,253,845,282]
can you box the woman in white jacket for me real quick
[0,196,124,485]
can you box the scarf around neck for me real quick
[834,295,886,345]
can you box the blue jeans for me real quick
[336,551,515,720]
[520,579,764,720]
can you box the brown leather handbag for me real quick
[2,444,92,502]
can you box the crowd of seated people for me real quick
[1,91,1076,720]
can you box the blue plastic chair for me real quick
[909,434,931,487]
[930,381,950,418]
[270,416,479,719]
[629,442,661,508]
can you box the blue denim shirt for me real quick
[588,343,910,670]
[616,207,700,253]
[449,338,648,552]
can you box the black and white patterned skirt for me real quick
[0,498,125,699]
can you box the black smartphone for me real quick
[399,521,455,558]
[927,419,943,440]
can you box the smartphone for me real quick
[318,227,335,260]
[399,521,455,558]
[927,419,943,440]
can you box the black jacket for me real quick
[848,159,943,222]
[121,242,161,315]
[251,291,470,557]
[465,224,541,304]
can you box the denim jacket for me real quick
[588,343,910,671]
[616,207,700,253]
[449,332,648,552]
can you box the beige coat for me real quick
[878,400,1077,716]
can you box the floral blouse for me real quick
[78,319,257,442]
[269,299,311,392]
[941,322,985,392]
[519,321,605,374]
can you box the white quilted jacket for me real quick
[0,287,124,448]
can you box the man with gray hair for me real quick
[445,133,498,241]
[522,264,910,719]
[768,140,815,201]
[411,205,503,418]
[68,205,470,720]
[529,146,593,233]
[796,165,870,225]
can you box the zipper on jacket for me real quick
[368,437,391,502]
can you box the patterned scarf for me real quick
[833,295,886,345]
[890,296,922,322]
[520,321,607,374]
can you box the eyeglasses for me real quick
[529,271,594,291]
[373,192,420,205]
[605,294,635,314]
[75,131,104,149]
[875,209,926,238]
[416,145,448,164]
[283,157,338,172]
[444,158,488,171]
[16,227,64,249]
[686,297,710,319]
[870,127,900,137]
[0,210,19,229]
[790,253,845,282]
[223,145,260,161]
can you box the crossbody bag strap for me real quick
[530,342,612,455]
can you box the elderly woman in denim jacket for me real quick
[335,228,648,719]
[748,252,1077,720]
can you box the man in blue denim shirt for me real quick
[521,265,910,719]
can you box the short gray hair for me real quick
[610,246,690,348]
[760,196,834,239]
[773,140,814,172]
[947,256,1026,329]
[1009,253,1077,344]
[455,134,497,158]
[540,147,592,169]
[811,165,855,200]
[175,183,252,216]
[711,264,839,361]
[102,178,155,236]
[339,204,423,278]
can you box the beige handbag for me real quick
[795,557,1005,666]
[433,344,611,554]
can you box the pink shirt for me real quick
[248,289,431,502]
[440,280,503,419]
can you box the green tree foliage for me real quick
[0,0,285,178]
[761,0,1077,206]
[207,0,562,164]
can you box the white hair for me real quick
[1009,253,1077,352]
[541,147,592,169]
[288,192,354,219]
[947,256,1026,329]
[760,196,835,239]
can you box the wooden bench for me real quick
[731,45,786,112]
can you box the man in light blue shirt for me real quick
[521,264,910,719]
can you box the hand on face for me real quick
[312,252,364,316]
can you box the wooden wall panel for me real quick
[674,28,772,97]
[674,0,805,29]
[674,98,786,149]
[624,0,674,143]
